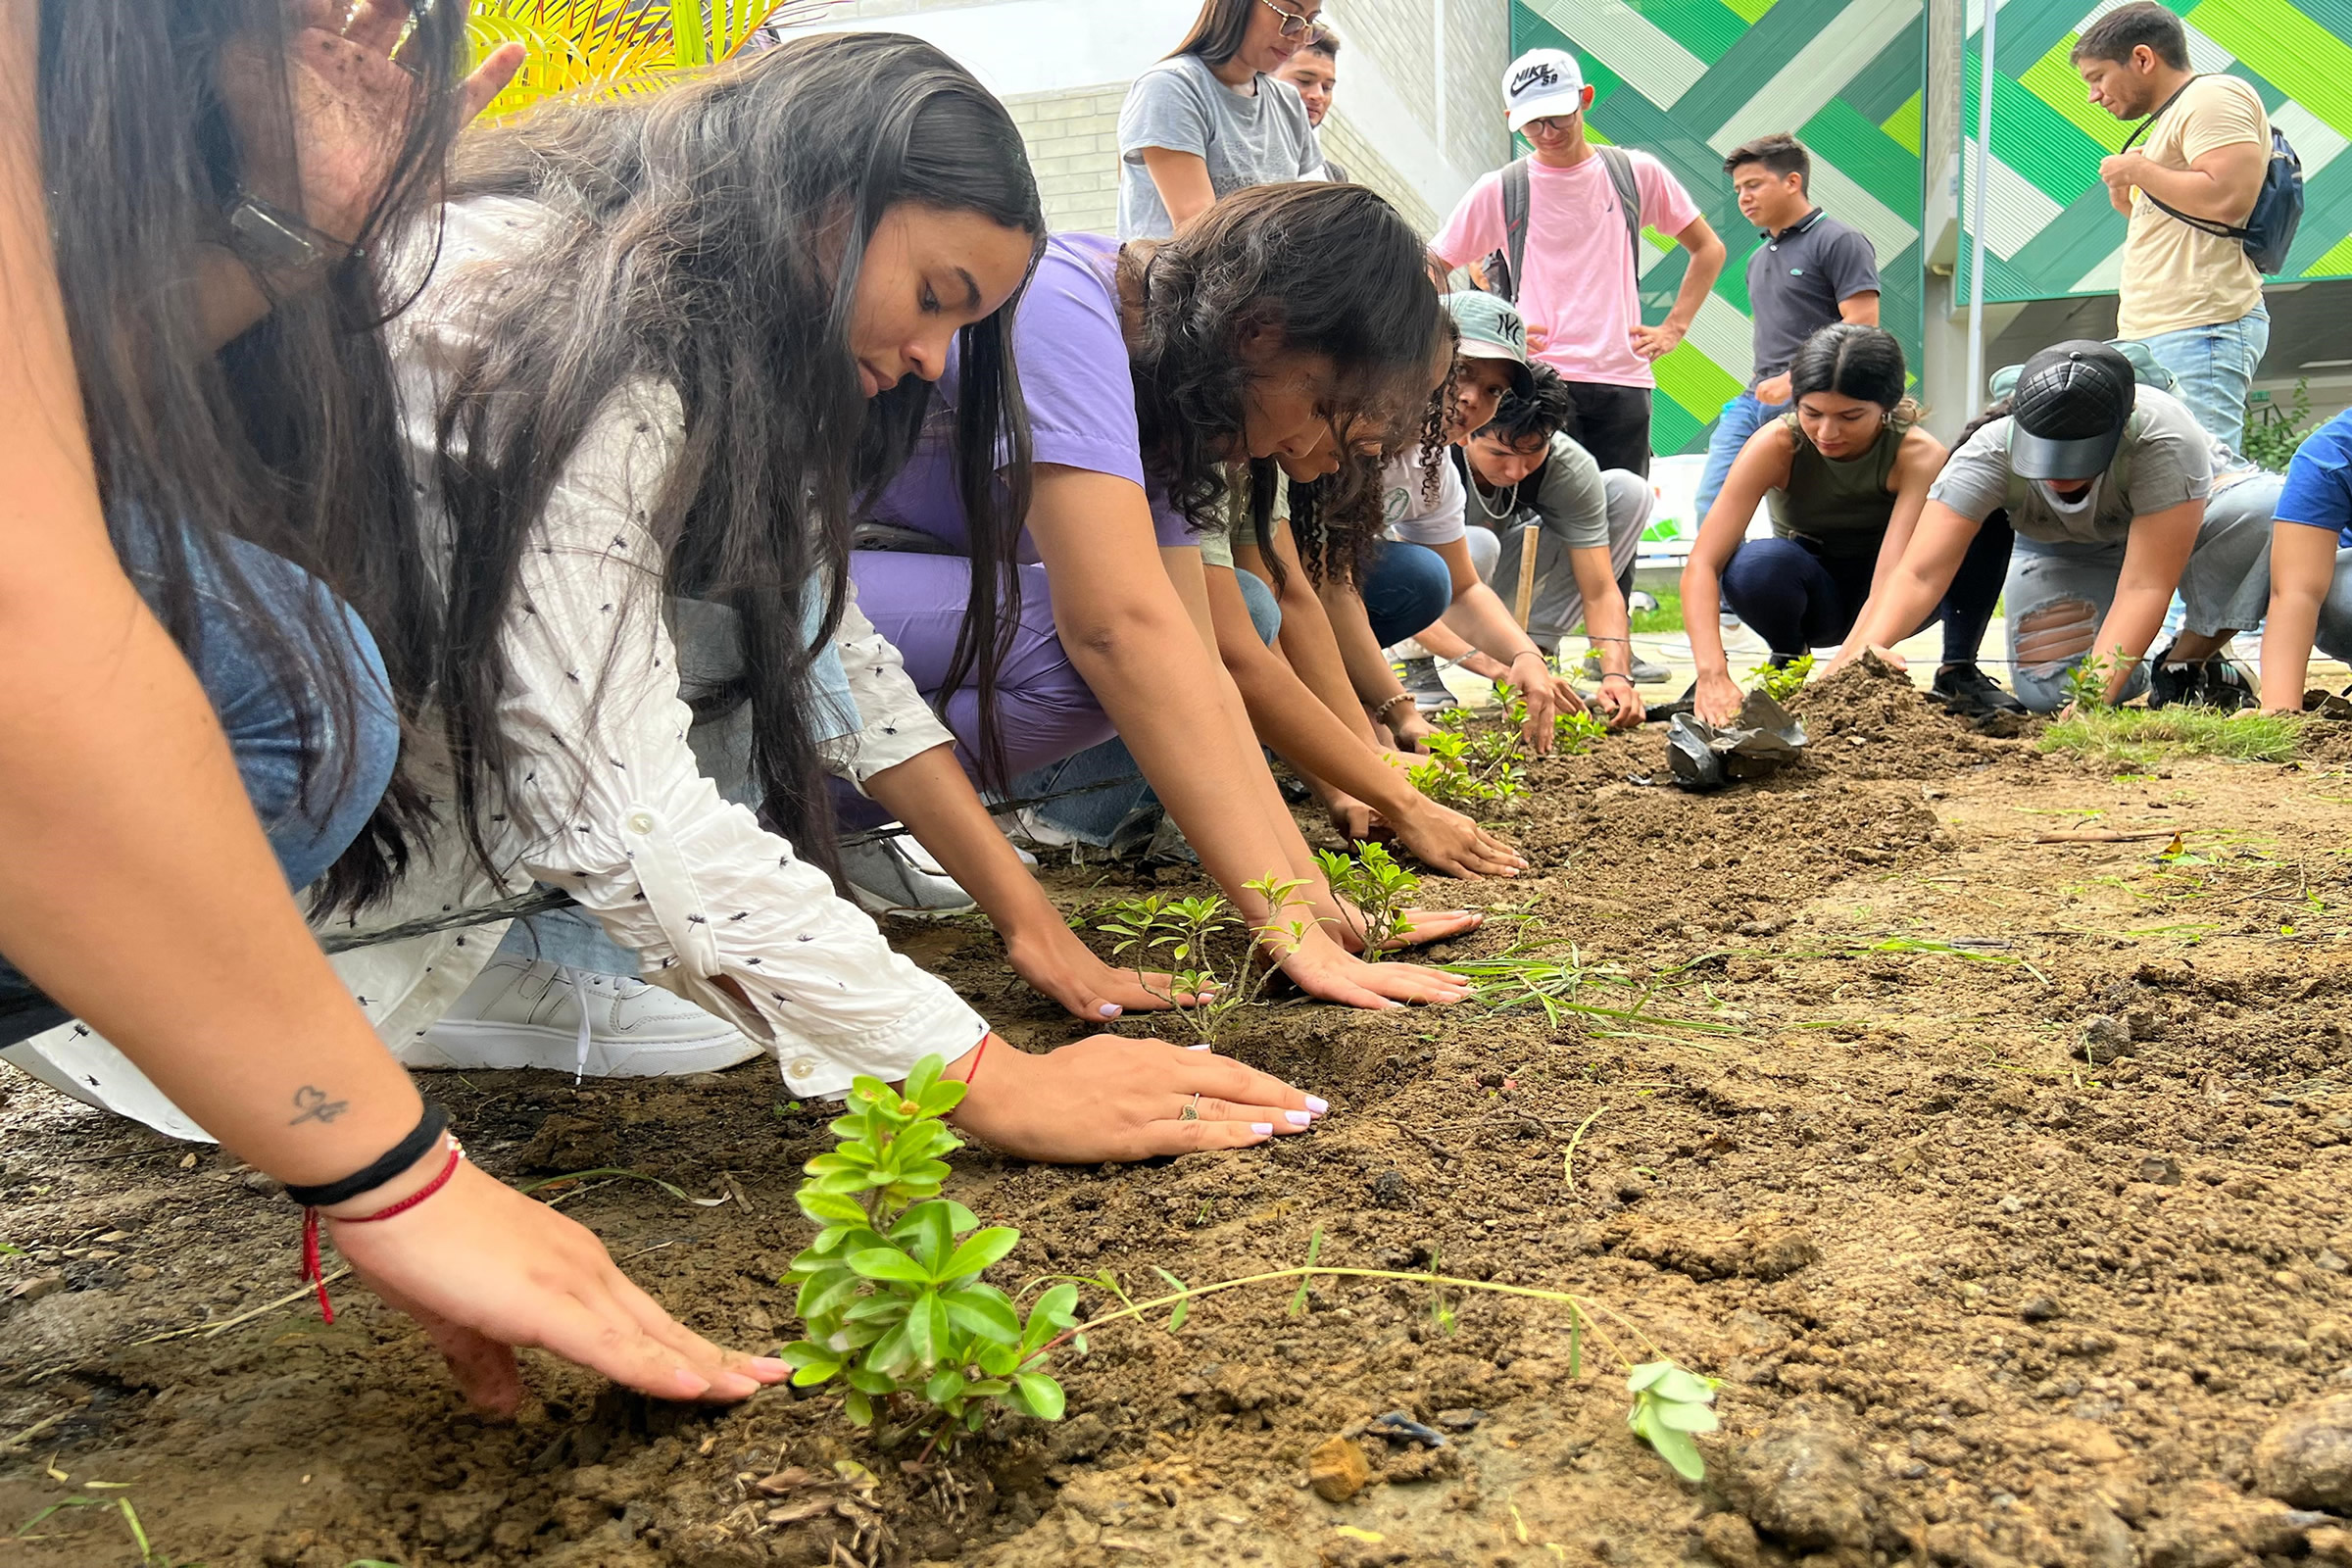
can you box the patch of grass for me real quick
[1624,589,1684,636]
[2038,707,2303,767]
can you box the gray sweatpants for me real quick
[1463,468,1651,643]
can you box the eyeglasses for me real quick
[1258,0,1329,43]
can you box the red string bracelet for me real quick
[300,1139,466,1324]
[956,1033,995,1088]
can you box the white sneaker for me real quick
[841,833,979,918]
[412,956,760,1079]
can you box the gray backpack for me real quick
[1479,147,1642,304]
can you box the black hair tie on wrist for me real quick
[284,1102,450,1209]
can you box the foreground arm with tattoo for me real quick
[0,2,777,1419]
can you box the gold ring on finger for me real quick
[1178,1093,1201,1122]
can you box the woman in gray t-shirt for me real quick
[1118,0,1330,239]
[1827,343,2279,712]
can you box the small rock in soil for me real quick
[2137,1155,2183,1185]
[1305,1434,1370,1502]
[1434,1408,1484,1431]
[2020,1295,2063,1323]
[2079,1014,2132,1062]
[1369,1169,1412,1208]
[1723,1415,1870,1549]
[2253,1395,2352,1508]
[1696,1512,1764,1568]
[1048,1411,1112,1463]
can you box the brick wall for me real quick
[1319,112,1440,232]
[1003,82,1127,235]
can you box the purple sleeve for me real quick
[1017,240,1196,548]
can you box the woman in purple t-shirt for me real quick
[854,182,1486,1011]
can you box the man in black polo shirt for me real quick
[1693,134,1882,524]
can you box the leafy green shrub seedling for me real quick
[781,1058,1075,1446]
[2063,652,2115,712]
[1747,653,1814,705]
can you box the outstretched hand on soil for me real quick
[325,1159,789,1419]
[947,1035,1325,1160]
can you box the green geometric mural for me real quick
[1509,0,1929,458]
[1961,0,2352,302]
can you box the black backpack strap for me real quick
[1596,144,1642,263]
[2121,74,2200,154]
[1502,157,1533,302]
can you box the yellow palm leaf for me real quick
[467,1,843,121]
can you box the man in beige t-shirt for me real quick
[2075,1,2272,455]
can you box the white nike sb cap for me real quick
[1503,47,1588,133]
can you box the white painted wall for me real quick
[764,0,1509,229]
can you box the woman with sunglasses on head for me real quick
[1119,0,1334,239]
[0,0,795,1418]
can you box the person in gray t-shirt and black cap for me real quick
[1824,340,2280,712]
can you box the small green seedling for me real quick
[1411,717,1530,809]
[1747,653,1814,705]
[1097,874,1313,1047]
[1315,842,1422,953]
[781,1057,1076,1446]
[2063,652,2115,712]
[1626,1360,1723,1481]
[1556,709,1610,751]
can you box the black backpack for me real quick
[2122,76,2304,274]
[1478,147,1642,304]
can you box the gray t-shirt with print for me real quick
[1118,54,1324,240]
[1928,386,2223,547]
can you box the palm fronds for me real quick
[466,1,844,119]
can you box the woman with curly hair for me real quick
[853,179,1483,1002]
[1296,295,1604,755]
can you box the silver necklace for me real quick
[1468,467,1522,520]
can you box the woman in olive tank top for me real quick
[1680,324,2020,724]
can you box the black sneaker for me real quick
[1928,662,2028,720]
[2191,657,2256,711]
[2147,645,2255,711]
[1580,649,1674,685]
[1399,656,1458,712]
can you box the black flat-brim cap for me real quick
[2008,340,2136,480]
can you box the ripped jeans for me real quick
[2003,472,2284,711]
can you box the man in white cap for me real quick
[1431,47,1724,481]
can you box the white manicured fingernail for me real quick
[1099,1004,1121,1018]
[1250,1123,1275,1135]
[1286,1110,1312,1126]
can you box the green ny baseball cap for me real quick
[1444,291,1536,399]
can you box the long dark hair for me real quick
[1167,0,1257,66]
[430,33,1043,879]
[1788,322,1909,412]
[38,0,466,914]
[1125,181,1445,542]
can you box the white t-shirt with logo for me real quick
[1382,447,1467,545]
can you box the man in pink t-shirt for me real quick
[1432,48,1725,477]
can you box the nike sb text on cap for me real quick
[1443,292,1536,398]
[1503,48,1587,133]
[2008,340,2136,481]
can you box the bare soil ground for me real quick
[5,660,2351,1568]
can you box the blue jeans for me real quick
[1695,391,1777,525]
[2127,306,2271,459]
[1020,567,1283,847]
[2003,472,2282,711]
[1358,541,1453,648]
[0,527,402,1046]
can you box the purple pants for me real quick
[840,552,1116,826]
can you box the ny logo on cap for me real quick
[1510,62,1561,96]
